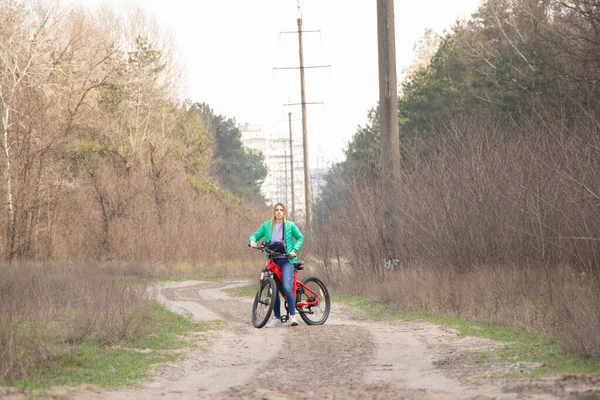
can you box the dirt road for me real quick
[11,280,600,399]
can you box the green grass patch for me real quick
[152,275,240,282]
[20,342,178,389]
[225,284,257,298]
[333,294,600,376]
[145,275,252,287]
[119,275,248,290]
[128,305,224,350]
[4,305,224,390]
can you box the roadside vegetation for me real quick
[332,293,600,377]
[0,0,262,386]
[0,0,267,266]
[313,0,600,360]
[0,264,223,387]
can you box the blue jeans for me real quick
[273,257,295,318]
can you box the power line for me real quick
[274,0,330,228]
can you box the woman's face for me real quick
[274,205,285,220]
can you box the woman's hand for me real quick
[250,241,257,248]
[289,250,297,258]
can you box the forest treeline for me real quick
[315,0,600,357]
[0,1,267,264]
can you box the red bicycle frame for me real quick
[264,256,320,310]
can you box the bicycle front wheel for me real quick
[252,276,276,328]
[298,276,331,325]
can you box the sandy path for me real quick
[5,280,599,399]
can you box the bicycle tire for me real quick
[297,276,331,325]
[252,276,277,328]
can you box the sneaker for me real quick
[265,317,282,328]
[289,315,299,327]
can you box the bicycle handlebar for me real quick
[249,242,290,258]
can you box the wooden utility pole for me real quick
[377,0,401,268]
[275,2,329,227]
[288,112,296,219]
[297,14,312,228]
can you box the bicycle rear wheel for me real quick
[297,276,330,325]
[252,276,276,328]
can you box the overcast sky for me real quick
[67,0,482,168]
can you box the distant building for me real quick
[239,123,306,220]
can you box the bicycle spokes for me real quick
[258,288,271,305]
[297,285,319,307]
[297,277,330,325]
[252,277,276,328]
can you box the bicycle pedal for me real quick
[280,316,289,323]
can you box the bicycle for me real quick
[250,243,331,328]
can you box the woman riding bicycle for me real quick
[248,203,304,327]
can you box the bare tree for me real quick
[0,1,54,262]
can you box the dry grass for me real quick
[0,259,260,382]
[313,109,600,358]
[330,264,600,359]
[0,264,156,381]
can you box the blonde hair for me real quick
[270,202,288,230]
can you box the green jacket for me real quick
[249,220,304,262]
